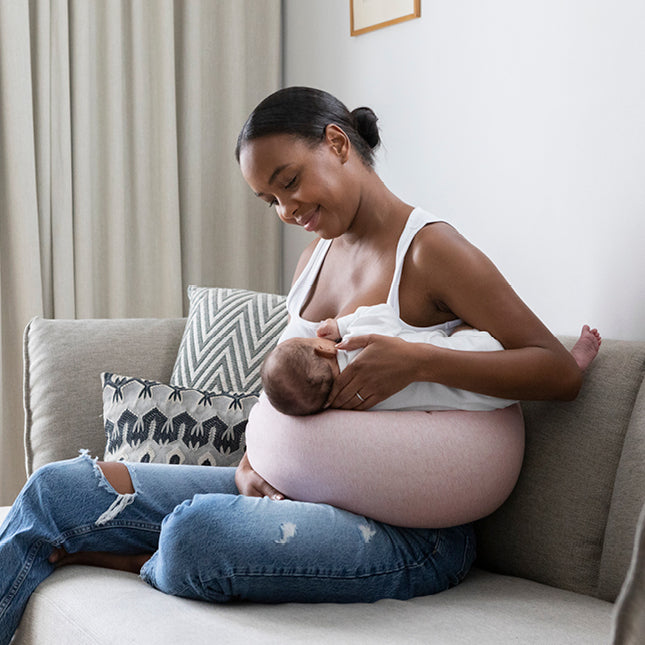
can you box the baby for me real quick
[261,303,519,415]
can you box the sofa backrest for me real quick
[23,317,186,473]
[476,337,645,602]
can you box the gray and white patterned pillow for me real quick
[102,373,255,466]
[171,286,288,394]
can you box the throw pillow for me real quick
[170,286,288,394]
[101,373,255,466]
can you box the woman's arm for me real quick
[330,224,582,409]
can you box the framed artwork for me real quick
[350,0,421,36]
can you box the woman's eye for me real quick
[285,176,297,189]
[267,198,277,208]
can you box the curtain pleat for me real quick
[174,0,283,298]
[0,0,281,504]
[0,0,44,506]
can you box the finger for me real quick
[328,377,361,409]
[262,486,285,501]
[335,334,373,351]
[324,381,340,408]
[344,393,374,410]
[252,476,284,501]
[326,358,364,407]
[334,381,371,410]
[324,374,346,408]
[243,456,285,500]
[333,373,386,410]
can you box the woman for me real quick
[0,87,595,644]
[236,86,593,526]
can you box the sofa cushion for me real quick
[170,286,287,395]
[476,338,645,599]
[23,317,186,474]
[14,567,613,645]
[102,373,254,466]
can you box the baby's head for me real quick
[261,337,340,415]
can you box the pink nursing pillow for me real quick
[245,394,524,528]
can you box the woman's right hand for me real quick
[327,333,419,410]
[235,451,285,500]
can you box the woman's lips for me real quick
[301,207,320,232]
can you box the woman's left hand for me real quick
[235,452,285,500]
[326,334,420,410]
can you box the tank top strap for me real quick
[285,237,333,318]
[386,208,440,316]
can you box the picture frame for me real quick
[350,0,421,37]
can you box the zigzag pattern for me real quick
[172,287,288,395]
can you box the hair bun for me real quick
[351,107,380,149]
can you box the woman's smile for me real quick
[239,131,364,240]
[297,206,321,232]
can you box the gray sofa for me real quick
[4,316,645,644]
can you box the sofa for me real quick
[3,307,645,644]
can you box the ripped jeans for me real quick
[0,453,476,644]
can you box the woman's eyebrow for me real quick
[255,164,292,198]
[268,164,291,186]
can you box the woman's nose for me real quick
[276,199,297,223]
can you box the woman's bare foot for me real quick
[49,546,151,574]
[571,325,602,371]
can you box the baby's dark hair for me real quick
[261,339,334,416]
[236,86,380,167]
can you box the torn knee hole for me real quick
[81,453,138,526]
[97,461,135,494]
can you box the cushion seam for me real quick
[23,589,103,644]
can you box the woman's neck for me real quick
[343,173,412,245]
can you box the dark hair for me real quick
[236,87,380,167]
[260,340,334,416]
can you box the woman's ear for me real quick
[324,124,350,163]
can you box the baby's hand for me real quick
[317,318,341,341]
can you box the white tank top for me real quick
[278,207,462,343]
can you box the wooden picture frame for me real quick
[350,0,421,36]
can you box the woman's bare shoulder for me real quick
[407,222,487,278]
[407,222,563,351]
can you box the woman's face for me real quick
[238,129,362,239]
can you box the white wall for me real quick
[282,0,645,340]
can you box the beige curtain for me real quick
[0,0,281,505]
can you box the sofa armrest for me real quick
[23,317,186,475]
[612,501,645,644]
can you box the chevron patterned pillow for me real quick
[171,286,288,395]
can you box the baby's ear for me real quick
[314,343,338,359]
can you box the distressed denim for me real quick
[0,453,475,644]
